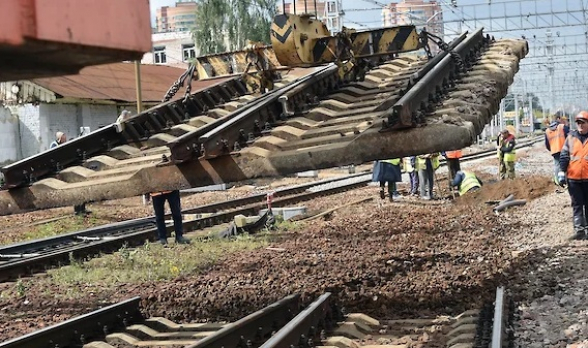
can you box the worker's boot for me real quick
[379,189,385,200]
[571,225,586,241]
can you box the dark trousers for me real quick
[568,181,588,228]
[74,203,86,214]
[447,158,461,183]
[380,181,397,194]
[152,190,183,240]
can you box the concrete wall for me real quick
[18,104,42,159]
[0,107,20,164]
[0,103,140,162]
[39,104,120,153]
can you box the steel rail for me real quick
[197,65,340,159]
[0,139,541,281]
[491,286,506,348]
[0,297,143,348]
[0,76,249,189]
[185,294,301,348]
[384,28,488,129]
[0,173,372,281]
[260,293,333,348]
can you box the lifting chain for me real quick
[421,29,465,73]
[162,64,196,103]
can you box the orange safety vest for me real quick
[566,135,588,180]
[445,150,462,159]
[546,124,566,154]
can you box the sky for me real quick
[148,0,588,110]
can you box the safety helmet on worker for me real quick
[576,111,588,122]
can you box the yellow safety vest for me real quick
[403,158,414,172]
[382,159,401,165]
[416,155,440,170]
[498,137,516,162]
[459,171,481,196]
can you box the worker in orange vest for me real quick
[545,115,569,183]
[559,111,588,240]
[443,149,462,184]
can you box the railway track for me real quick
[0,30,528,215]
[0,288,511,348]
[0,139,541,282]
[0,172,375,281]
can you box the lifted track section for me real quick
[0,30,528,215]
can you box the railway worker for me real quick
[115,110,132,133]
[559,111,588,240]
[416,153,440,200]
[372,158,402,201]
[403,156,419,196]
[443,149,463,186]
[451,170,483,196]
[50,131,67,149]
[545,118,569,183]
[149,190,190,245]
[498,129,516,179]
[50,131,90,215]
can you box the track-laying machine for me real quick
[0,7,528,215]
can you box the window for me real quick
[182,44,196,61]
[154,46,167,64]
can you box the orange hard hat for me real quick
[576,111,588,122]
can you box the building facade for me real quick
[382,0,443,38]
[156,1,197,33]
[141,31,198,68]
[0,63,185,162]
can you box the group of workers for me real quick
[373,128,519,202]
[50,110,190,246]
[49,106,588,243]
[550,112,588,240]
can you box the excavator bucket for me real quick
[0,29,528,215]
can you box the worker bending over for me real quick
[559,111,588,240]
[451,170,483,196]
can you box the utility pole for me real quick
[514,94,520,135]
[135,61,143,113]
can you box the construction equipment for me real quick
[0,0,152,81]
[0,7,529,214]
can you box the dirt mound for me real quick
[455,175,554,207]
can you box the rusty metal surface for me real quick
[0,32,528,215]
[0,0,152,82]
[31,63,233,103]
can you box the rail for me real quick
[1,77,250,189]
[0,297,143,348]
[184,294,301,348]
[260,293,334,348]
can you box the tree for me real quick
[192,0,228,55]
[193,0,276,54]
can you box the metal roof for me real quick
[31,62,230,103]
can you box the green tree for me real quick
[248,0,277,43]
[193,0,276,54]
[193,0,228,55]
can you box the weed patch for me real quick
[40,235,268,290]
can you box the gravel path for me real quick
[2,140,581,347]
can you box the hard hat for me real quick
[55,131,64,140]
[501,129,510,135]
[576,111,588,122]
